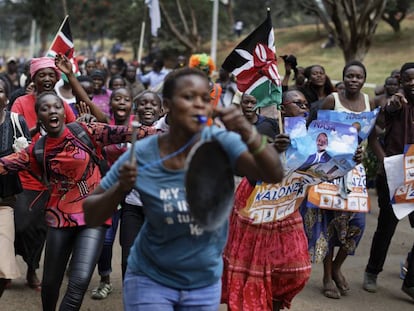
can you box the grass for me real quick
[217,13,414,96]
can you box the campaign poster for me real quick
[284,116,312,172]
[385,144,414,219]
[317,108,379,142]
[306,164,370,212]
[239,171,322,223]
[285,118,358,180]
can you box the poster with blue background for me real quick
[317,108,379,143]
[285,117,358,180]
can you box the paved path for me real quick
[2,190,414,310]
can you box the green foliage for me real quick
[0,0,59,42]
[0,0,412,64]
[68,0,113,40]
[382,0,413,32]
[232,0,307,30]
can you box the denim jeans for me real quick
[123,270,221,311]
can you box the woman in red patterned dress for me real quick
[222,90,312,310]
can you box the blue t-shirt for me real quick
[100,126,247,289]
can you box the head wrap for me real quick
[189,53,215,76]
[30,57,61,80]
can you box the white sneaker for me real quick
[91,282,113,300]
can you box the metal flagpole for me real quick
[210,0,219,69]
[137,21,146,64]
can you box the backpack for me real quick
[32,122,109,184]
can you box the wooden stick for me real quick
[129,120,140,164]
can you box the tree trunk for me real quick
[318,0,387,63]
[159,0,199,52]
[132,44,138,60]
[342,41,369,63]
[382,14,401,32]
[39,27,48,55]
[225,1,234,31]
[100,30,105,53]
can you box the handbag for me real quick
[10,112,29,152]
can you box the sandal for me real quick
[323,281,341,299]
[91,282,113,300]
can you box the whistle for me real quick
[195,115,208,124]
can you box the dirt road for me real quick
[2,189,414,310]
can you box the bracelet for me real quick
[251,135,267,156]
[245,126,258,145]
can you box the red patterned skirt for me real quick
[221,178,311,310]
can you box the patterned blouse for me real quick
[0,122,157,228]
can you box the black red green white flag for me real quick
[46,15,79,75]
[221,10,282,108]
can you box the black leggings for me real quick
[120,202,145,278]
[41,226,106,311]
[366,174,399,275]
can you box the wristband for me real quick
[251,135,267,156]
[245,126,258,145]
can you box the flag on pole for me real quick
[46,15,79,75]
[221,9,282,109]
[145,0,161,37]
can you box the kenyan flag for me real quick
[46,15,80,75]
[221,10,282,109]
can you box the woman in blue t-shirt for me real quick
[83,67,284,310]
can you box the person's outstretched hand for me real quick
[386,92,407,113]
[55,53,73,76]
[76,100,91,115]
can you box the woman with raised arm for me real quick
[0,80,156,309]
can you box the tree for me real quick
[108,0,230,58]
[301,0,388,62]
[158,0,208,53]
[0,0,60,54]
[382,0,411,32]
[68,0,113,53]
[109,0,144,60]
[232,1,304,30]
[30,0,60,53]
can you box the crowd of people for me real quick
[0,46,412,311]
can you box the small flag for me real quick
[221,10,282,109]
[145,0,161,37]
[46,15,79,75]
